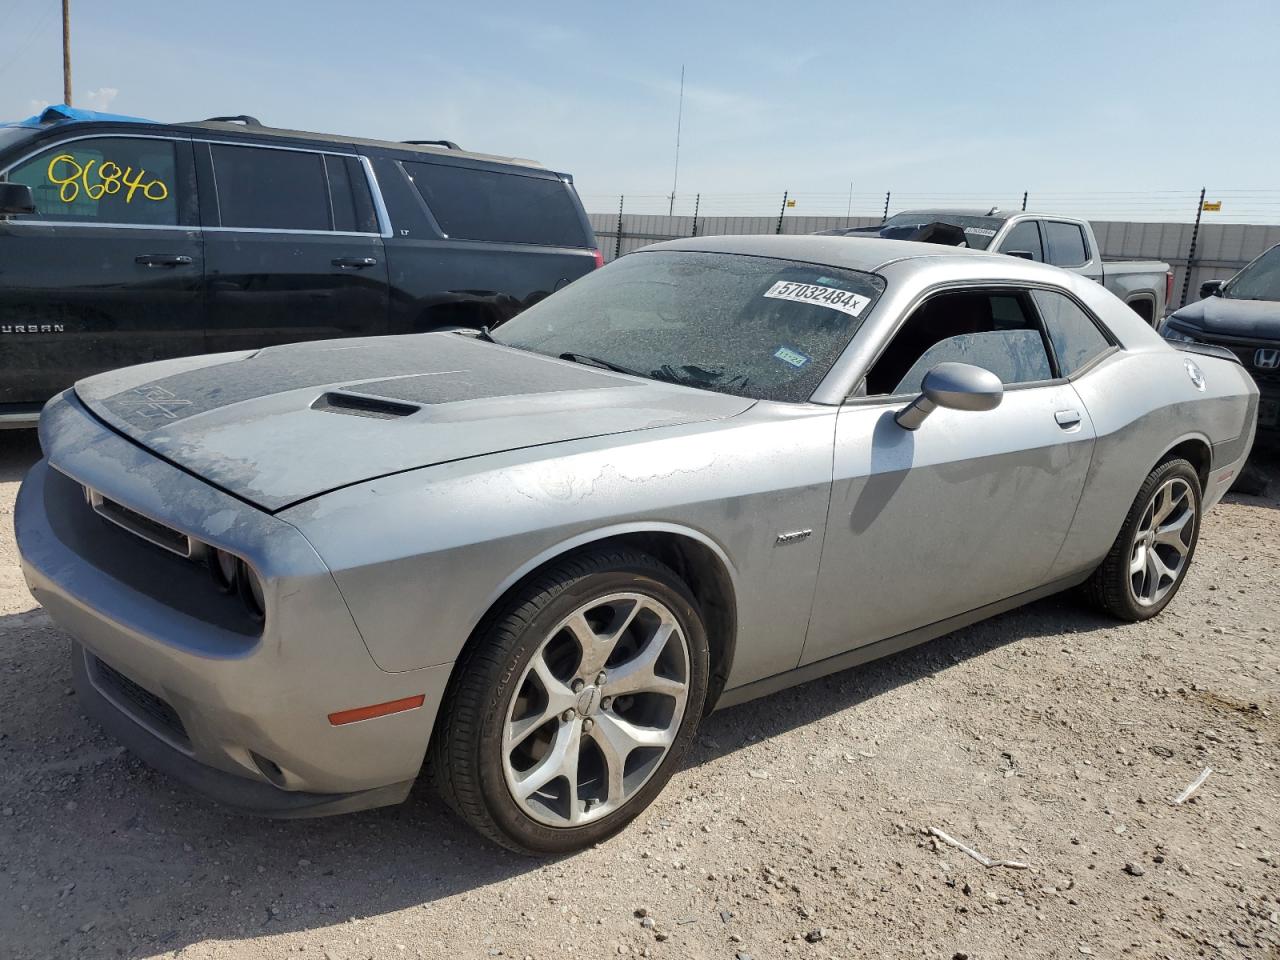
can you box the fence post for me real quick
[881,191,891,224]
[691,193,700,237]
[614,194,624,261]
[1180,187,1206,307]
[776,191,788,234]
[1021,191,1028,211]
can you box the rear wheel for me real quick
[1087,458,1202,621]
[430,547,709,855]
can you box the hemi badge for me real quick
[775,529,812,546]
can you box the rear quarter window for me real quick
[402,160,588,247]
[1043,221,1090,268]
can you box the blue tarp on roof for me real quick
[0,104,157,129]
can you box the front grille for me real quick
[93,657,190,748]
[87,488,195,558]
[1197,335,1280,387]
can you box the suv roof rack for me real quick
[203,115,262,126]
[402,139,461,150]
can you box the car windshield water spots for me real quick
[1226,245,1280,301]
[492,251,886,403]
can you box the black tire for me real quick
[1086,458,1202,621]
[428,547,710,856]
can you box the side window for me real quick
[5,136,179,226]
[210,144,329,231]
[1032,289,1112,376]
[1000,220,1044,261]
[325,155,378,233]
[402,160,588,247]
[1043,221,1089,268]
[865,290,1054,396]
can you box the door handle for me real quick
[331,256,377,269]
[135,254,193,267]
[1055,409,1083,428]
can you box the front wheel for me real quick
[429,547,709,855]
[1087,458,1202,621]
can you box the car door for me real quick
[0,132,203,407]
[196,140,389,353]
[801,285,1097,667]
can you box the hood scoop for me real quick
[311,392,420,420]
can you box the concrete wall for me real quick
[587,213,1280,312]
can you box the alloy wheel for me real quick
[501,592,691,827]
[1128,477,1196,607]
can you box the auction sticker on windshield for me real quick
[764,281,871,319]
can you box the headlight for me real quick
[209,548,265,621]
[237,561,266,621]
[1160,322,1199,343]
[210,548,239,592]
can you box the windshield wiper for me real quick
[476,325,497,342]
[558,352,645,377]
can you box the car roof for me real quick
[645,234,1016,273]
[1,106,550,173]
[184,120,549,171]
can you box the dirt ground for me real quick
[0,430,1276,960]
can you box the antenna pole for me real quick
[61,0,72,106]
[668,64,685,216]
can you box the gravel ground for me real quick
[0,430,1276,960]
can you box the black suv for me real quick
[0,106,600,427]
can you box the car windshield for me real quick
[1225,245,1280,301]
[492,250,886,403]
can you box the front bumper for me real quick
[15,392,453,816]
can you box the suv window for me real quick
[1032,289,1111,375]
[1000,220,1044,261]
[211,144,331,231]
[324,155,378,233]
[5,136,179,226]
[1043,221,1089,268]
[403,161,587,247]
[865,290,1053,396]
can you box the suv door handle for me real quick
[135,254,193,267]
[1055,409,1083,428]
[332,256,377,269]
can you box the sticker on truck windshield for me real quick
[774,346,811,368]
[763,281,870,318]
[964,226,997,238]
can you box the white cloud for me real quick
[84,87,119,112]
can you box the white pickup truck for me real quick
[821,209,1174,325]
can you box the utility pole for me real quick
[62,0,72,106]
[668,64,684,216]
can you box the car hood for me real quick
[74,333,754,512]
[1170,296,1280,340]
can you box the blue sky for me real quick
[2,0,1277,221]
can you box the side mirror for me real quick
[1004,249,1035,260]
[895,362,1004,430]
[0,182,36,217]
[1199,279,1224,299]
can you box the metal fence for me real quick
[586,210,1280,312]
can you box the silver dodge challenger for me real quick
[16,235,1258,855]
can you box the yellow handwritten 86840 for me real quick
[46,154,169,204]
